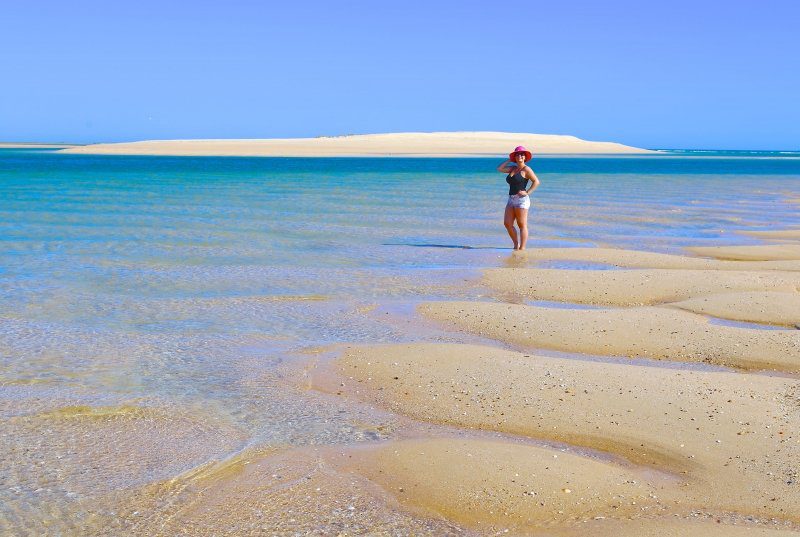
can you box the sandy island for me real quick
[57,131,655,157]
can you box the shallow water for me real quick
[706,316,798,330]
[1,149,799,533]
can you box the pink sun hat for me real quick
[509,145,533,162]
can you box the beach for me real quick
[58,131,654,156]
[1,148,799,535]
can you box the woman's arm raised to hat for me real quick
[497,159,515,173]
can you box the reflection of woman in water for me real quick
[497,145,540,250]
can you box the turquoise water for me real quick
[2,149,798,392]
[1,149,799,532]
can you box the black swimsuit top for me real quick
[506,168,529,196]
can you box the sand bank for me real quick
[580,518,800,536]
[58,131,654,157]
[482,268,800,306]
[668,291,800,326]
[419,301,800,371]
[510,247,800,271]
[687,244,800,261]
[339,437,676,532]
[741,229,800,241]
[328,343,800,523]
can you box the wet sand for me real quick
[314,341,800,533]
[687,244,800,261]
[100,444,461,536]
[741,229,800,240]
[481,267,800,305]
[505,247,800,271]
[335,437,678,532]
[580,519,800,536]
[7,236,798,535]
[420,301,800,372]
[299,241,800,534]
[668,291,800,326]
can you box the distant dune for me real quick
[58,132,654,157]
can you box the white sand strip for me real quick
[58,131,654,156]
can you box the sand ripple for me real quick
[328,343,800,526]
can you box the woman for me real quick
[497,145,540,250]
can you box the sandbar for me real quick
[740,229,800,241]
[668,291,800,326]
[58,131,654,157]
[337,437,676,532]
[419,301,800,371]
[687,244,800,261]
[580,518,800,536]
[482,267,800,305]
[329,343,800,522]
[510,247,800,271]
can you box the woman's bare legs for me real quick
[503,205,518,249]
[514,207,529,250]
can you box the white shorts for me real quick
[506,194,530,210]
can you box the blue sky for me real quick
[1,0,798,149]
